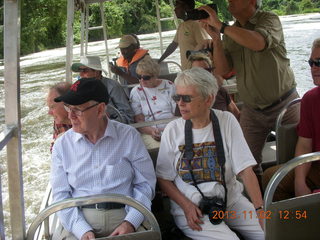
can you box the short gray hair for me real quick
[187,52,212,69]
[136,56,160,77]
[312,38,320,50]
[49,82,72,96]
[175,67,218,105]
[256,0,262,8]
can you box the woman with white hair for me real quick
[156,67,264,240]
[130,57,176,141]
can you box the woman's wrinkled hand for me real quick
[151,128,162,141]
[183,201,204,231]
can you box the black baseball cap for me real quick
[54,78,109,105]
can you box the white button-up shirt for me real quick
[51,120,156,239]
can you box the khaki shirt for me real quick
[174,20,209,70]
[223,10,296,109]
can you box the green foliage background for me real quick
[0,0,319,58]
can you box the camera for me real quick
[199,196,225,225]
[186,47,213,59]
[186,3,218,21]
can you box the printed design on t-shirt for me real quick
[184,31,190,37]
[177,141,222,184]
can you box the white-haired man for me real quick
[51,78,156,239]
[199,0,300,182]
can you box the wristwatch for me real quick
[220,22,229,34]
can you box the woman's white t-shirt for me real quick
[156,110,257,216]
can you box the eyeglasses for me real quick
[172,94,200,103]
[79,68,93,73]
[137,74,152,81]
[64,103,99,116]
[308,59,320,67]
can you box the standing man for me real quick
[200,0,299,180]
[71,55,134,123]
[51,78,156,239]
[110,35,150,85]
[158,0,210,70]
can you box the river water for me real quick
[0,13,319,235]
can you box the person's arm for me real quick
[81,231,95,240]
[227,100,240,121]
[198,6,266,51]
[122,129,156,230]
[106,78,135,123]
[157,178,204,231]
[238,167,264,229]
[134,114,161,141]
[200,22,231,76]
[51,145,93,239]
[110,64,139,84]
[294,136,313,196]
[158,41,178,63]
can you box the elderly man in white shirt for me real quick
[51,78,156,240]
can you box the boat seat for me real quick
[266,193,320,240]
[26,194,161,240]
[106,104,126,123]
[264,152,320,240]
[276,122,298,165]
[98,230,161,240]
[275,98,301,165]
[262,98,301,170]
[154,59,182,82]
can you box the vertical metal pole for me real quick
[3,0,26,239]
[66,0,74,83]
[169,0,179,28]
[0,177,5,240]
[80,5,85,56]
[155,0,164,54]
[85,5,89,55]
[99,2,111,77]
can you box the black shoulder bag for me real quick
[184,110,227,225]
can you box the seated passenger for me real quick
[262,38,320,200]
[110,35,150,85]
[156,68,264,240]
[71,55,134,123]
[130,57,176,141]
[51,78,156,239]
[187,52,240,120]
[47,82,72,151]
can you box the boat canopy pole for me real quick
[155,0,178,54]
[66,0,75,83]
[3,0,26,239]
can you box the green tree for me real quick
[285,0,299,14]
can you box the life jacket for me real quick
[116,48,149,78]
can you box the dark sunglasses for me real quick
[308,59,320,67]
[137,74,152,81]
[172,94,198,103]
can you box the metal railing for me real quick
[264,151,320,237]
[1,0,26,239]
[27,193,161,240]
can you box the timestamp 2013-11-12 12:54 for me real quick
[211,210,308,220]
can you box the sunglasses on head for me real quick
[172,94,196,103]
[308,59,320,67]
[137,74,152,81]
